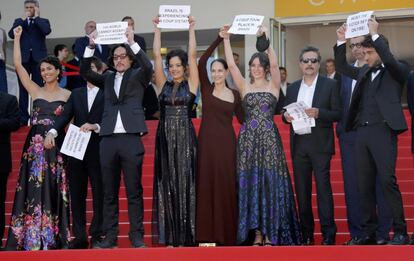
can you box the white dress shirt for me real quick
[297,74,318,107]
[281,81,288,96]
[87,85,99,112]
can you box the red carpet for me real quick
[2,112,414,259]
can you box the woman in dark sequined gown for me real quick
[6,26,71,250]
[222,25,302,246]
[151,16,200,247]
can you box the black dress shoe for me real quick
[389,234,409,245]
[343,237,362,245]
[90,237,102,249]
[69,239,89,249]
[94,237,118,249]
[321,237,335,245]
[130,236,145,248]
[376,237,390,245]
[302,237,315,246]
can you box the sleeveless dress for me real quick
[237,92,302,245]
[195,36,243,246]
[152,81,197,246]
[6,99,70,250]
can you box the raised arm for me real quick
[79,33,105,88]
[8,19,25,39]
[368,19,409,84]
[187,16,199,95]
[259,27,281,98]
[152,16,167,93]
[334,23,359,79]
[13,26,40,96]
[221,25,246,95]
[198,35,223,93]
[126,27,153,86]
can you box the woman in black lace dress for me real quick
[151,16,199,247]
[5,26,71,250]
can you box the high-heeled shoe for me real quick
[253,230,263,246]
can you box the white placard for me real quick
[60,124,92,160]
[94,21,128,45]
[345,11,374,39]
[228,15,264,35]
[284,101,315,135]
[158,5,191,29]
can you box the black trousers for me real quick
[292,136,337,240]
[339,131,392,239]
[0,172,9,245]
[355,123,407,237]
[68,155,103,241]
[100,134,144,240]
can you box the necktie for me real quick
[29,18,34,27]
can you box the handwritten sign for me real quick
[345,11,374,39]
[94,21,128,45]
[228,15,264,35]
[60,124,91,160]
[158,5,191,29]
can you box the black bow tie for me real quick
[371,65,383,73]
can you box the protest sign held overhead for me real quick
[345,11,374,39]
[158,5,191,29]
[228,15,264,35]
[94,21,128,45]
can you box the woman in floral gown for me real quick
[222,25,302,246]
[5,26,71,250]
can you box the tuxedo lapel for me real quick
[79,87,88,114]
[108,73,118,104]
[118,69,132,102]
[291,82,300,103]
[89,89,103,114]
[312,76,323,107]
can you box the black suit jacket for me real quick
[334,36,409,133]
[53,87,104,159]
[283,76,341,154]
[8,17,51,63]
[0,93,20,173]
[80,48,152,136]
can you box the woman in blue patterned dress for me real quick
[221,25,301,246]
[5,26,71,250]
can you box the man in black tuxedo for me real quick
[283,46,341,245]
[0,92,20,249]
[334,19,410,245]
[80,27,152,248]
[407,71,414,154]
[336,35,392,245]
[45,57,105,249]
[8,0,51,125]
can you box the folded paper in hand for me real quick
[284,101,315,135]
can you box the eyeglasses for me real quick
[113,53,128,61]
[300,58,319,64]
[349,43,363,49]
